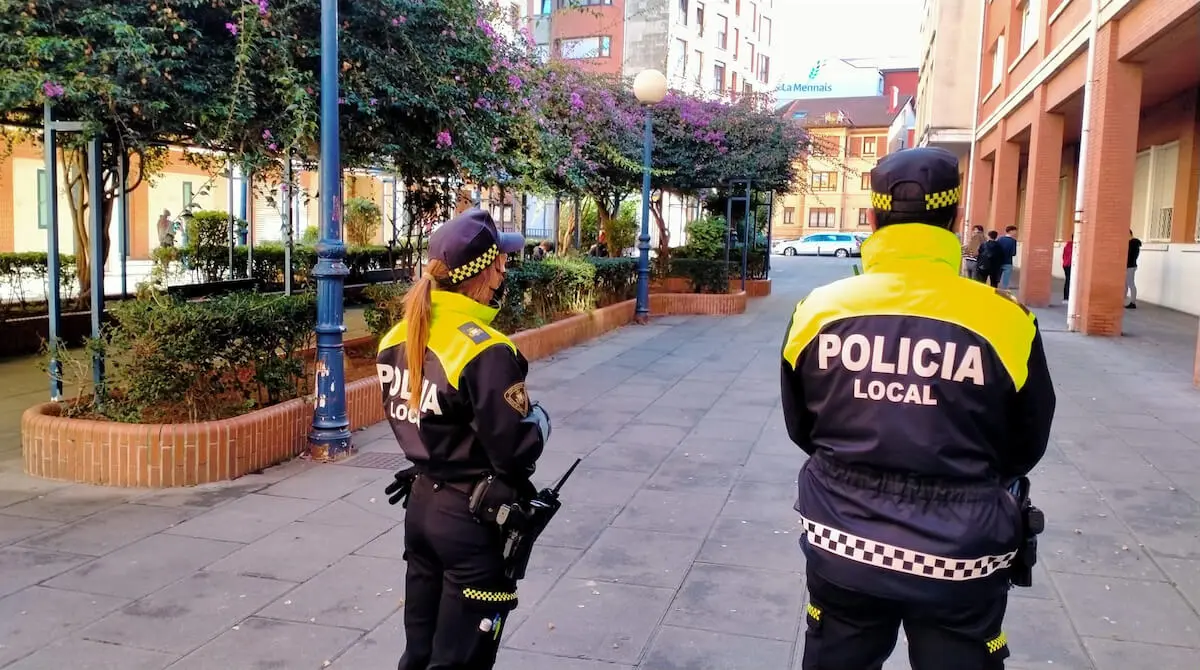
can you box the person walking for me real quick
[975,230,1005,287]
[377,209,550,670]
[780,147,1056,670]
[1061,237,1074,302]
[1126,229,1141,309]
[997,226,1018,290]
[962,225,985,278]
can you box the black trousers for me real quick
[801,568,1011,670]
[398,477,518,670]
[1062,266,1071,300]
[975,266,1002,287]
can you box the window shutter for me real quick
[849,137,862,157]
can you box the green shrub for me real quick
[69,292,316,423]
[0,252,79,319]
[363,282,410,338]
[682,215,728,260]
[588,257,637,305]
[344,197,383,246]
[169,244,393,286]
[668,258,729,294]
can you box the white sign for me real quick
[775,59,883,101]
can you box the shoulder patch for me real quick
[458,322,493,344]
[994,288,1031,315]
[503,381,530,415]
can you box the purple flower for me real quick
[42,81,65,98]
[338,97,345,104]
[392,15,406,25]
[268,142,278,151]
[569,92,584,111]
[225,22,238,36]
[508,74,523,90]
[436,131,453,149]
[369,97,378,106]
[256,0,268,15]
[262,129,273,140]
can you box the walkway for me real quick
[0,257,1198,669]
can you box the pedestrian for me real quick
[377,209,551,670]
[997,225,1018,290]
[780,146,1056,670]
[532,239,551,261]
[976,230,1004,287]
[962,224,985,278]
[1126,229,1141,309]
[1061,236,1074,302]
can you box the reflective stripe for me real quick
[799,515,1016,582]
[462,587,518,603]
[806,603,822,621]
[986,632,1007,654]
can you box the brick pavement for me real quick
[0,256,1198,669]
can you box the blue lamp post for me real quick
[309,0,352,461]
[632,69,668,324]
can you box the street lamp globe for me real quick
[633,69,668,104]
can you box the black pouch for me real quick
[467,475,520,525]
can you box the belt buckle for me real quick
[432,481,443,492]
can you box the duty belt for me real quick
[799,515,1017,582]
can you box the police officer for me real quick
[780,147,1056,669]
[377,209,550,670]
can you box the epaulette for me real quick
[457,321,493,345]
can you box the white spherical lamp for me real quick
[633,69,668,105]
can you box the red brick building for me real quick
[966,0,1199,373]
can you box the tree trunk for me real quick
[61,145,118,306]
[650,195,669,264]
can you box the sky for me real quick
[775,0,924,78]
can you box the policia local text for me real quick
[816,333,986,406]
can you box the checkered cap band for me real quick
[462,587,518,603]
[799,515,1017,582]
[871,192,893,210]
[924,186,961,210]
[447,244,499,284]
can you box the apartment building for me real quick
[915,0,983,166]
[773,95,912,240]
[526,0,777,98]
[964,0,1200,346]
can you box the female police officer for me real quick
[377,208,550,670]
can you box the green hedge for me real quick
[169,243,400,286]
[63,291,317,423]
[0,252,80,319]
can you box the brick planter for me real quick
[21,290,758,488]
[729,279,771,297]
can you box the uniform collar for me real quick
[431,290,498,325]
[861,223,962,275]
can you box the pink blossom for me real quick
[392,16,406,25]
[268,143,278,151]
[42,81,65,98]
[225,22,238,35]
[436,131,453,149]
[262,129,273,140]
[255,0,268,15]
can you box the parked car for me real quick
[772,232,863,257]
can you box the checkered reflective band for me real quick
[924,186,961,210]
[799,516,1017,581]
[462,587,518,603]
[448,244,500,283]
[870,192,893,210]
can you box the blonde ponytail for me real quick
[402,275,435,412]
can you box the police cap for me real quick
[869,147,961,216]
[429,208,525,284]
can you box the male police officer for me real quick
[780,147,1055,669]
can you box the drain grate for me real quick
[342,452,409,469]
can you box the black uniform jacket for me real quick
[781,223,1055,604]
[377,290,545,491]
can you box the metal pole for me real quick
[635,110,654,322]
[764,191,774,279]
[309,0,352,461]
[87,136,105,396]
[391,175,399,244]
[552,196,560,250]
[741,180,751,290]
[573,197,581,249]
[284,157,294,295]
[43,102,63,401]
[228,165,236,279]
[1066,0,1099,332]
[243,170,253,279]
[724,188,733,273]
[117,152,129,298]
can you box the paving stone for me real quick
[1157,557,1200,611]
[1082,637,1200,669]
[303,498,400,533]
[353,523,407,560]
[641,625,794,670]
[1002,595,1094,668]
[688,418,768,443]
[131,480,268,509]
[556,467,648,507]
[633,406,709,429]
[664,562,804,641]
[19,503,195,557]
[3,637,175,670]
[504,578,674,664]
[0,586,128,666]
[674,438,756,465]
[581,441,674,473]
[566,527,702,589]
[494,650,635,670]
[537,502,621,550]
[1040,522,1166,581]
[0,473,70,509]
[506,545,582,636]
[260,463,385,501]
[44,533,241,599]
[339,473,409,523]
[163,493,324,543]
[79,571,295,654]
[1,485,132,522]
[258,554,406,631]
[644,451,741,493]
[327,608,404,668]
[1052,572,1200,647]
[698,515,807,573]
[607,423,691,448]
[0,546,91,598]
[167,617,362,670]
[0,514,62,546]
[611,489,727,537]
[204,520,384,582]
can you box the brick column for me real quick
[1171,109,1199,243]
[1019,90,1065,307]
[0,155,13,252]
[1077,23,1143,336]
[988,133,1021,233]
[967,150,993,230]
